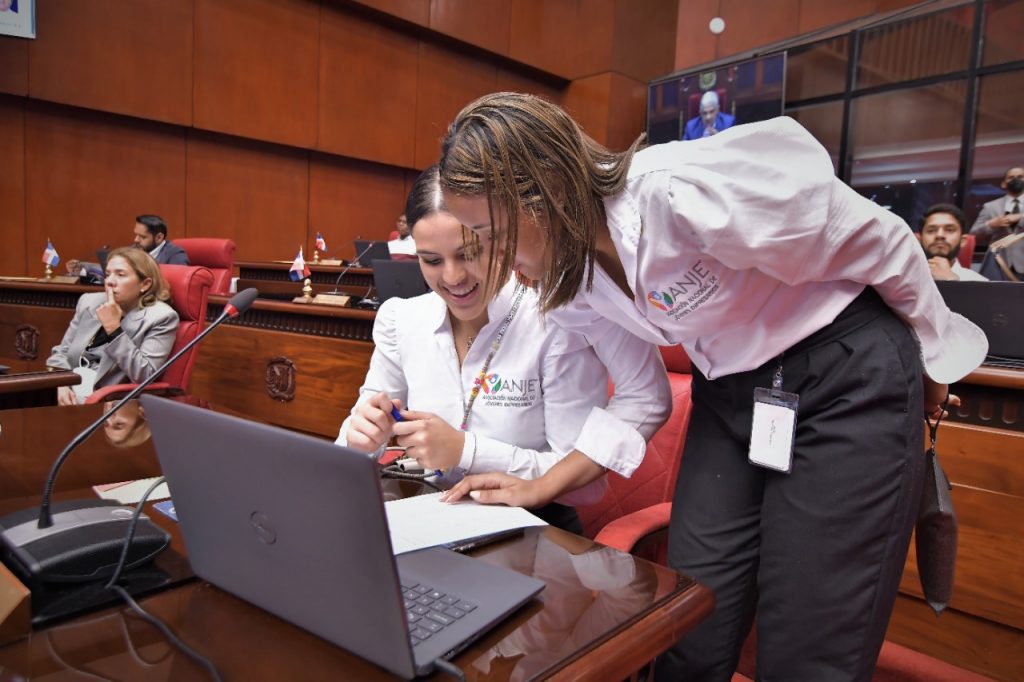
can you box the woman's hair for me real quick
[106,246,171,307]
[404,165,446,232]
[439,92,642,311]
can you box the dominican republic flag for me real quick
[315,232,327,252]
[42,240,60,267]
[289,247,311,282]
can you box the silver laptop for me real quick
[372,259,430,302]
[141,396,544,679]
[935,280,1024,367]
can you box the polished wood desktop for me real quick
[0,369,80,410]
[0,404,714,679]
[236,260,375,301]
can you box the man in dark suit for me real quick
[133,214,190,265]
[970,166,1023,244]
[682,90,735,141]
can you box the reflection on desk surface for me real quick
[0,526,702,680]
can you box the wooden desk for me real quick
[0,405,714,679]
[888,365,1024,681]
[0,369,80,410]
[0,280,376,438]
[237,260,375,301]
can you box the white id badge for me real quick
[748,387,799,473]
[71,365,98,403]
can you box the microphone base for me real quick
[0,499,170,591]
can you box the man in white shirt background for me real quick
[919,203,988,282]
[970,166,1023,244]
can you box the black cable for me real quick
[104,477,223,682]
[432,657,466,681]
[380,466,444,492]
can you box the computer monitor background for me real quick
[647,53,786,145]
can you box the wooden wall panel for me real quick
[495,67,565,105]
[194,0,319,148]
[563,74,613,147]
[611,0,678,82]
[308,153,408,259]
[674,0,720,71]
[606,74,649,152]
[24,104,187,269]
[185,131,309,263]
[797,0,877,35]
[350,0,430,26]
[414,43,498,169]
[28,0,193,126]
[429,0,511,56]
[0,98,25,276]
[507,0,580,79]
[717,0,801,59]
[0,37,28,96]
[318,5,419,167]
[574,0,617,79]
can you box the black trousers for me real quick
[656,289,925,682]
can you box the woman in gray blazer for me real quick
[47,247,179,405]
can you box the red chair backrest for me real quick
[175,238,236,295]
[158,264,214,392]
[577,345,693,540]
[958,233,975,268]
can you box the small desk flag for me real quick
[289,247,311,282]
[315,232,327,252]
[42,240,60,267]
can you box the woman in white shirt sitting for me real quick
[337,166,669,532]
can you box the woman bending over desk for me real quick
[336,166,669,532]
[46,247,178,405]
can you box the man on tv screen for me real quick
[683,91,735,140]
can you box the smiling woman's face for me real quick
[442,192,548,283]
[413,211,490,322]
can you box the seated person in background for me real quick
[919,203,987,282]
[682,90,735,140]
[67,214,190,280]
[970,166,1023,244]
[47,247,179,405]
[337,166,670,533]
[387,212,417,257]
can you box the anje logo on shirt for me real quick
[477,373,539,408]
[646,260,721,320]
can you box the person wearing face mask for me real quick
[46,247,178,406]
[336,166,670,532]
[971,166,1024,243]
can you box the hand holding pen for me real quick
[390,407,462,475]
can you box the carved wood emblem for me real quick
[265,356,296,402]
[15,325,39,360]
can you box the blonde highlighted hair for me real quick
[439,92,642,311]
[106,246,171,307]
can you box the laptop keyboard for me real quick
[401,580,477,646]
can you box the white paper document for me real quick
[93,477,171,505]
[385,492,548,555]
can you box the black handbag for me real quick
[915,407,958,615]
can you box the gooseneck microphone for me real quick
[327,242,377,295]
[0,288,259,587]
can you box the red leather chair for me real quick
[958,233,976,268]
[175,238,236,295]
[577,344,693,563]
[85,264,214,403]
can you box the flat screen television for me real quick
[647,52,786,145]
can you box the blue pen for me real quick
[391,405,443,478]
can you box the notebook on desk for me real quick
[935,280,1024,367]
[141,396,543,679]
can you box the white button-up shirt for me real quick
[336,280,670,501]
[550,117,986,384]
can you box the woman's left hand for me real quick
[96,286,124,335]
[392,410,464,471]
[923,374,960,420]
